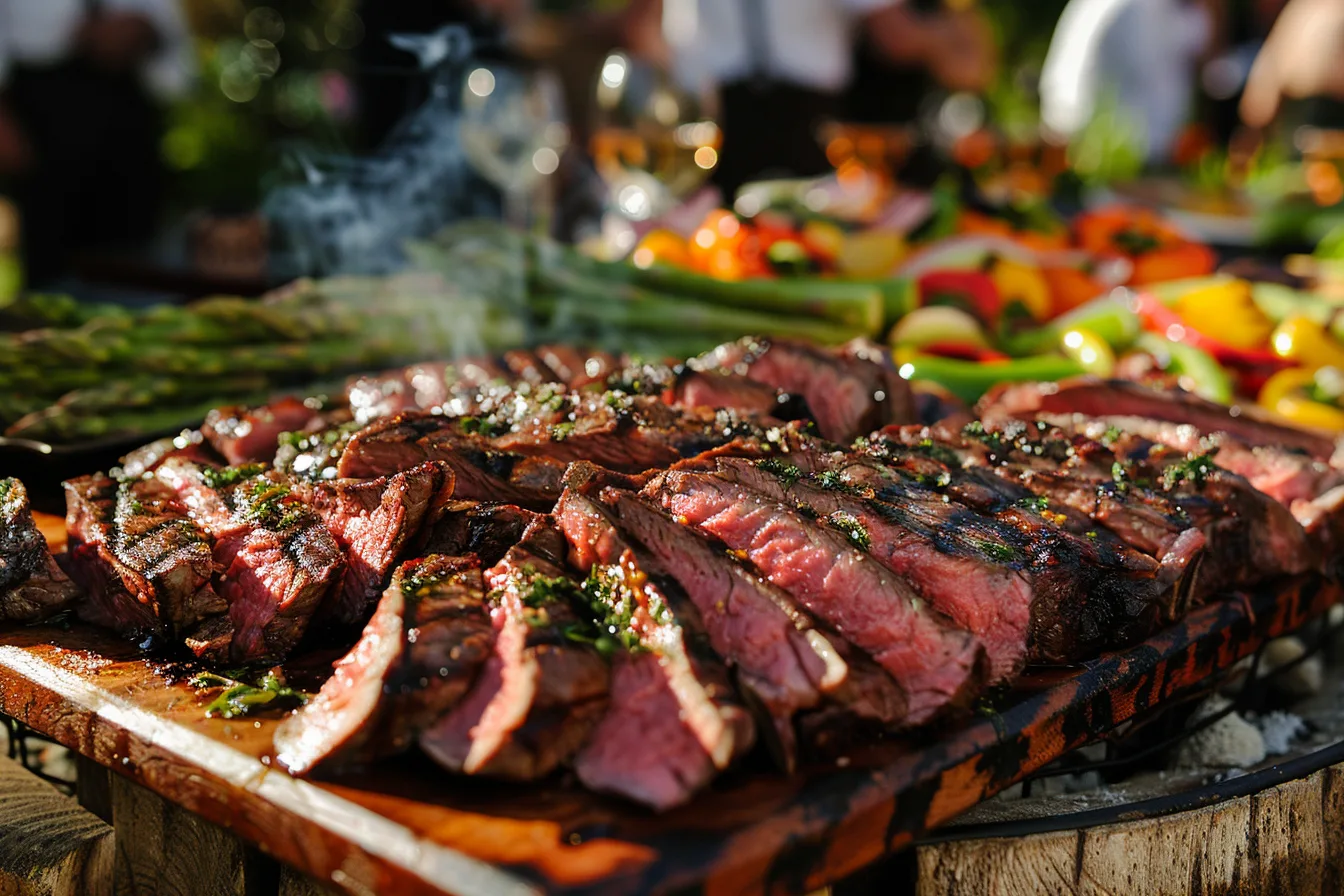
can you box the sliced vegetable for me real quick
[917,270,1001,323]
[893,349,1085,404]
[1132,290,1285,369]
[1172,279,1273,351]
[1270,315,1344,370]
[1060,328,1117,377]
[631,229,691,270]
[1135,332,1234,404]
[986,257,1051,320]
[836,229,906,278]
[1043,264,1107,315]
[1258,367,1344,431]
[888,306,990,350]
[1001,294,1139,356]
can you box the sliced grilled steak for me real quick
[556,480,755,793]
[274,555,494,775]
[715,457,1034,682]
[418,502,540,567]
[1,478,80,622]
[419,522,609,780]
[156,461,344,662]
[982,378,1338,461]
[63,473,230,657]
[336,414,566,509]
[533,345,620,388]
[204,397,323,466]
[302,462,455,627]
[562,463,904,770]
[692,336,914,443]
[648,469,985,722]
[119,430,222,479]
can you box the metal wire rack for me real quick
[3,715,76,795]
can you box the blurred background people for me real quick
[1039,0,1218,163]
[0,0,195,287]
[618,0,997,198]
[1240,0,1344,130]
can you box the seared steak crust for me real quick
[1,478,81,622]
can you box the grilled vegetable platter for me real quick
[3,313,1344,892]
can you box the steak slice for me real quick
[419,522,609,780]
[274,555,494,776]
[1,478,81,622]
[64,473,230,657]
[715,457,1034,682]
[556,480,756,794]
[692,336,914,443]
[204,397,323,466]
[336,414,566,509]
[302,462,455,627]
[982,378,1338,461]
[647,469,985,723]
[157,461,344,662]
[563,463,904,770]
[533,345,620,388]
[119,430,223,479]
[418,502,540,567]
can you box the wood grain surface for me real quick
[915,763,1344,895]
[0,752,113,896]
[1,522,1337,895]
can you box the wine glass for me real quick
[459,62,570,230]
[589,51,720,252]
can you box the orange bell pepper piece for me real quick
[1129,242,1217,285]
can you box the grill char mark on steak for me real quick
[419,521,609,780]
[156,461,344,662]
[418,501,540,567]
[555,479,756,798]
[647,468,985,723]
[715,457,1035,682]
[1,478,81,622]
[302,462,455,627]
[274,554,494,776]
[63,473,230,657]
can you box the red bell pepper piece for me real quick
[917,270,1002,323]
[922,342,1012,363]
[1131,291,1288,371]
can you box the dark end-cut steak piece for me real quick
[275,555,494,776]
[1,478,81,622]
[303,462,455,627]
[419,523,609,780]
[63,473,230,657]
[418,502,540,567]
[157,461,344,662]
[648,469,985,723]
[204,397,323,466]
[556,479,756,804]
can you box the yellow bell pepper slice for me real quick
[987,257,1051,321]
[1258,367,1344,430]
[1060,328,1117,376]
[1270,315,1344,371]
[1173,279,1273,351]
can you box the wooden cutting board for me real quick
[1,560,1335,896]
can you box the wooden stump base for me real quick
[915,762,1344,895]
[0,753,112,896]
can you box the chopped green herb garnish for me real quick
[1016,495,1050,512]
[1162,451,1219,491]
[191,671,307,719]
[912,438,964,468]
[202,463,266,490]
[756,457,802,487]
[549,421,576,441]
[971,538,1020,563]
[1101,425,1123,446]
[828,512,871,550]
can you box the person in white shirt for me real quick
[621,0,994,197]
[1039,0,1216,163]
[0,0,194,284]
